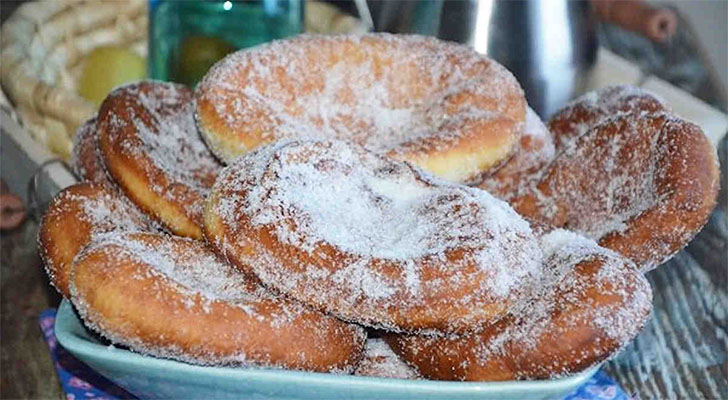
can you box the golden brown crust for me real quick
[476,107,555,199]
[548,85,665,151]
[597,119,719,267]
[204,140,543,334]
[71,117,115,186]
[512,111,719,271]
[195,34,525,182]
[97,81,222,239]
[37,183,153,297]
[385,231,653,381]
[70,232,366,371]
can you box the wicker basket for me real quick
[0,0,365,161]
[1,0,147,160]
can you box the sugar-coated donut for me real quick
[71,117,115,186]
[70,232,366,371]
[512,111,719,271]
[353,338,420,379]
[477,107,555,200]
[195,34,526,182]
[385,230,652,381]
[98,81,222,239]
[38,183,155,297]
[548,85,665,151]
[204,140,543,334]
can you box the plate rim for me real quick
[54,299,600,395]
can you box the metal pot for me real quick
[369,0,598,118]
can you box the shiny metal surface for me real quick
[370,0,598,118]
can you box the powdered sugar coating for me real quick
[98,81,223,238]
[71,117,114,186]
[80,233,261,303]
[354,338,420,379]
[70,232,366,371]
[475,230,652,376]
[514,108,719,271]
[205,140,543,333]
[102,82,221,190]
[76,190,154,236]
[537,230,652,345]
[196,34,526,181]
[38,183,157,297]
[478,107,556,200]
[548,85,666,152]
[540,115,667,239]
[70,116,165,233]
[387,229,653,381]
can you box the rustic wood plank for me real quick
[0,219,63,399]
[605,136,728,400]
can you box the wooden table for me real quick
[1,218,62,399]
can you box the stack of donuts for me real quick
[38,34,719,381]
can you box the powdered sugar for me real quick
[478,107,556,200]
[528,113,672,239]
[548,85,666,152]
[71,117,112,186]
[37,183,159,298]
[207,140,543,333]
[69,232,366,371]
[104,82,221,191]
[476,229,652,370]
[80,233,262,304]
[79,190,152,235]
[97,81,224,236]
[354,338,420,379]
[241,140,536,262]
[389,229,653,380]
[196,33,524,167]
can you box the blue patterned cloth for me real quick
[561,371,632,400]
[40,308,632,400]
[39,309,133,400]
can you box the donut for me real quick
[353,338,420,379]
[71,117,114,186]
[548,85,665,151]
[195,34,526,182]
[70,232,366,371]
[97,81,222,239]
[38,183,155,297]
[204,140,543,334]
[511,111,720,271]
[385,230,653,381]
[477,107,555,200]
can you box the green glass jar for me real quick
[149,0,303,86]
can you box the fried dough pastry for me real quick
[204,140,543,334]
[97,81,222,239]
[195,34,526,182]
[385,230,652,381]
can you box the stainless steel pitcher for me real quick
[368,0,598,118]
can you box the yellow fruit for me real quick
[79,46,146,106]
[177,35,235,86]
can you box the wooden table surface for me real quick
[1,149,726,400]
[1,218,62,399]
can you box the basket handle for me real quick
[26,159,79,222]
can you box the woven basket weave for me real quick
[1,0,147,160]
[1,0,365,161]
